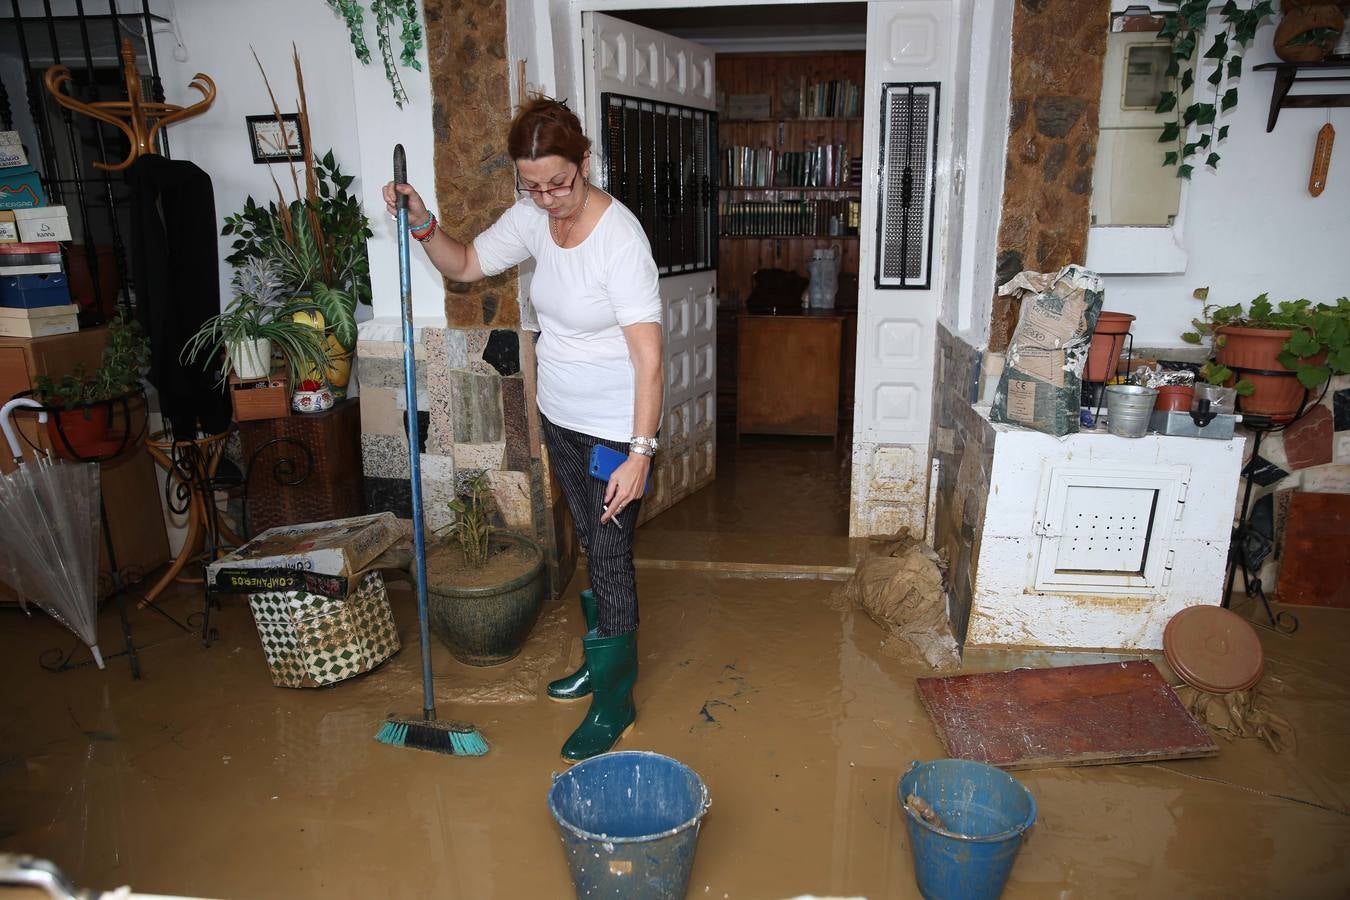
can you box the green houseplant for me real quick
[180,257,331,387]
[1182,288,1350,419]
[221,49,374,395]
[33,311,150,459]
[422,474,548,667]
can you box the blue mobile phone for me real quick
[589,444,630,482]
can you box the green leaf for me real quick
[1181,331,1203,344]
[1164,150,1179,166]
[1156,92,1178,114]
[1194,287,1210,301]
[1206,152,1221,169]
[1179,164,1195,179]
[1250,293,1273,321]
[1159,15,1180,40]
[1235,379,1256,397]
[323,149,336,169]
[1198,133,1211,148]
[1204,33,1228,60]
[1296,365,1330,389]
[1166,55,1181,78]
[1218,125,1230,141]
[1220,0,1239,17]
[1196,103,1217,125]
[1208,65,1223,86]
[1227,55,1242,79]
[1160,121,1181,142]
[1220,88,1239,112]
[1183,141,1200,157]
[1286,329,1320,356]
[1183,103,1199,125]
[1182,68,1195,92]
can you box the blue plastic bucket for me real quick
[548,750,711,899]
[898,759,1036,900]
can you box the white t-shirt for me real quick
[474,196,662,441]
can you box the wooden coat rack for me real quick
[43,38,215,172]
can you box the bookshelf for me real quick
[716,51,865,428]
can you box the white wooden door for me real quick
[582,12,718,524]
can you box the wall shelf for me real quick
[720,234,859,240]
[1253,60,1350,132]
[721,185,861,193]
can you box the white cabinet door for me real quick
[582,12,718,523]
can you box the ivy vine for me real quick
[327,0,424,108]
[1155,0,1275,177]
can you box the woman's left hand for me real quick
[601,454,652,524]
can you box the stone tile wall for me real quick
[929,325,996,646]
[989,0,1110,352]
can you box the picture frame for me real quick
[246,113,304,164]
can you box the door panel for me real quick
[584,12,718,524]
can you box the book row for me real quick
[719,198,861,238]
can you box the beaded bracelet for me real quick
[411,213,438,243]
[407,212,433,233]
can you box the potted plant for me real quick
[180,257,330,388]
[423,474,548,666]
[221,50,373,398]
[1182,288,1350,419]
[32,311,150,459]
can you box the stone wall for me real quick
[928,324,996,645]
[989,0,1110,353]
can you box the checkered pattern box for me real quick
[246,570,401,689]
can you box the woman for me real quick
[383,97,662,763]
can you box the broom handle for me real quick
[394,144,436,722]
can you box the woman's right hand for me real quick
[382,181,429,222]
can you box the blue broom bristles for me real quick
[375,716,488,756]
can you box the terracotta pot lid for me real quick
[1163,605,1264,694]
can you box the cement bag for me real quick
[991,265,1104,436]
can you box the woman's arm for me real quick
[600,321,663,523]
[383,181,486,283]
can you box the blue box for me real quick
[0,273,72,309]
[0,164,45,210]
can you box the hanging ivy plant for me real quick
[327,0,424,108]
[1155,0,1275,177]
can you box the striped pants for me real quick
[540,415,642,636]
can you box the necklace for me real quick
[553,182,591,248]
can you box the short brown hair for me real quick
[507,96,591,165]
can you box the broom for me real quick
[374,145,487,757]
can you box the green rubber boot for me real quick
[547,589,599,701]
[560,630,637,763]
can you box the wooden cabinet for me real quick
[737,312,845,438]
[237,398,365,534]
[0,328,169,597]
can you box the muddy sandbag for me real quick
[991,265,1104,436]
[830,532,958,670]
[1174,684,1296,754]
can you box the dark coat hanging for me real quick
[126,154,231,440]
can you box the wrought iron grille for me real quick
[599,92,717,277]
[875,82,939,290]
[1,1,170,320]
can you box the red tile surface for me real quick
[1283,405,1333,470]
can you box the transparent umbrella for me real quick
[0,399,105,668]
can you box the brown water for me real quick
[2,438,1348,898]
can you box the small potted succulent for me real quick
[1182,288,1350,420]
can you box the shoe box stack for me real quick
[0,131,75,338]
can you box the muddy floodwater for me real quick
[2,438,1347,897]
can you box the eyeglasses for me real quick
[516,166,580,199]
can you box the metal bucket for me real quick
[1105,384,1157,437]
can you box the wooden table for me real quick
[736,310,847,438]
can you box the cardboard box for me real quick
[0,273,72,309]
[207,512,403,582]
[0,302,78,319]
[14,206,71,242]
[0,240,61,276]
[0,133,25,169]
[0,210,16,243]
[0,165,45,209]
[0,310,77,338]
[246,569,401,688]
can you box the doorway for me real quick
[586,4,868,569]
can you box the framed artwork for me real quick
[246,113,304,164]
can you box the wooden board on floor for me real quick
[1276,492,1350,608]
[916,660,1217,770]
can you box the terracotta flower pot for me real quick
[1214,325,1324,421]
[1086,311,1135,383]
[1154,384,1196,412]
[1275,5,1346,62]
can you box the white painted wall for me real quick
[154,0,444,325]
[1092,16,1350,347]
